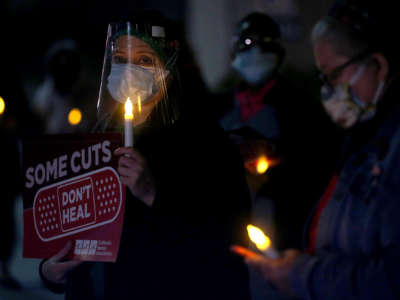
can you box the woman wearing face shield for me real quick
[232,1,400,300]
[38,12,252,300]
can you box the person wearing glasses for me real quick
[220,11,338,248]
[219,12,340,300]
[233,1,400,300]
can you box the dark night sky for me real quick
[2,0,186,80]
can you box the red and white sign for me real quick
[22,133,125,262]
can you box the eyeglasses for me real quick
[318,50,370,86]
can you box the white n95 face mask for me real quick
[232,46,279,86]
[107,63,169,104]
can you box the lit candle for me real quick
[124,97,134,147]
[256,156,269,174]
[138,95,142,113]
[68,108,82,126]
[0,96,5,115]
[247,224,279,259]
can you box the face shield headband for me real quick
[111,22,179,71]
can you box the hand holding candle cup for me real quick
[230,226,302,296]
[231,241,301,298]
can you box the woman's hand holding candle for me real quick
[114,147,156,207]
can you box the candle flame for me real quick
[125,97,133,120]
[68,108,82,125]
[138,95,142,113]
[0,96,5,115]
[256,156,269,174]
[247,224,271,251]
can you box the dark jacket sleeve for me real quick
[290,128,400,300]
[149,121,251,245]
[144,120,252,299]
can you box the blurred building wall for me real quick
[186,0,334,91]
[3,0,335,107]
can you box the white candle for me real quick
[124,97,134,147]
[261,246,279,259]
[247,224,279,259]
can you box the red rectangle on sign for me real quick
[58,177,96,232]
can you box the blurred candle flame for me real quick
[256,156,269,174]
[125,97,133,120]
[138,95,142,113]
[0,96,5,115]
[68,108,82,125]
[247,224,271,251]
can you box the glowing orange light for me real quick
[124,97,133,120]
[68,108,82,125]
[256,156,269,174]
[247,224,271,252]
[0,96,5,115]
[138,95,142,113]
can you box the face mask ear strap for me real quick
[372,80,385,105]
[164,50,178,71]
[349,64,366,86]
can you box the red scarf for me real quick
[235,80,276,122]
[307,174,339,254]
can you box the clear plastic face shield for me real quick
[96,21,179,132]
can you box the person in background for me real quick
[39,11,252,300]
[220,12,339,251]
[0,45,41,290]
[233,1,400,299]
[218,12,341,299]
[0,90,21,290]
[32,39,97,134]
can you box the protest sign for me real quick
[22,133,125,262]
